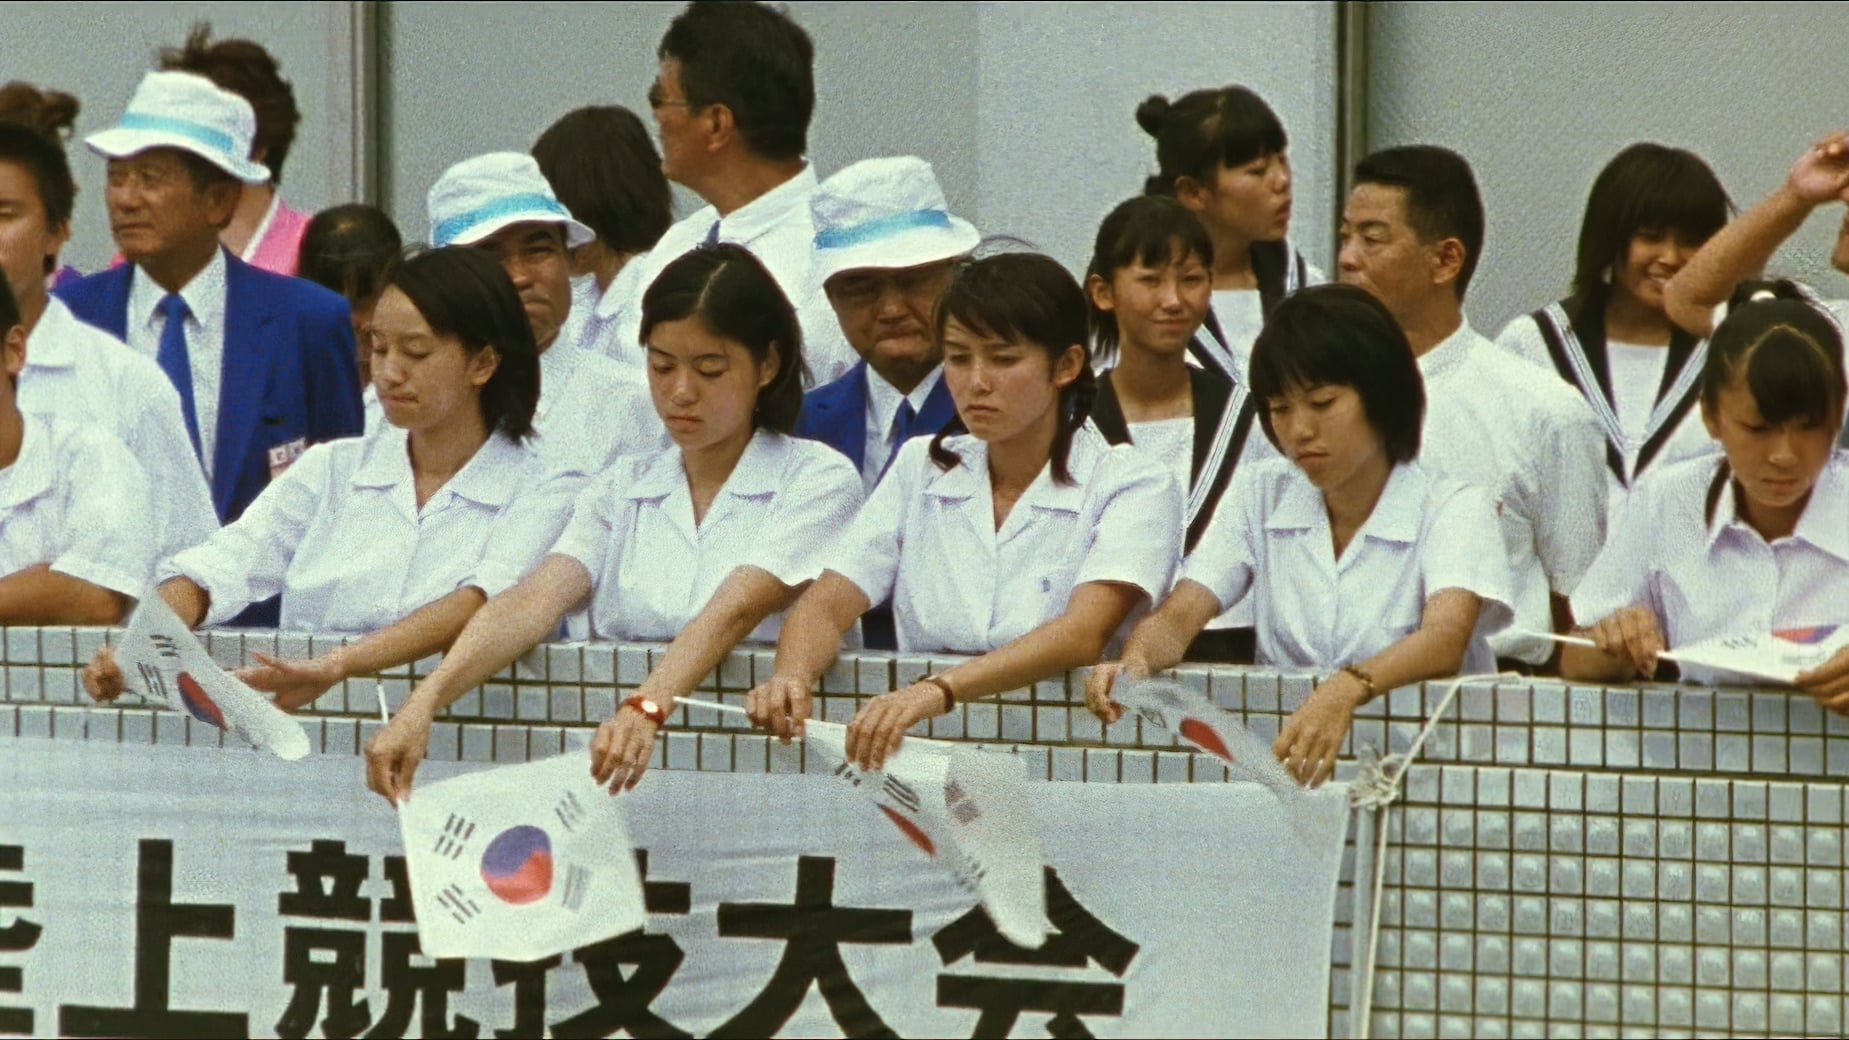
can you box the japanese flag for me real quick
[116,593,310,760]
[804,720,1050,948]
[1113,676,1304,805]
[1663,625,1849,685]
[397,752,646,961]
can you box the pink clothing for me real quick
[246,199,312,276]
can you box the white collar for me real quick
[1415,317,1482,383]
[865,366,944,439]
[0,415,56,511]
[23,297,86,370]
[351,424,531,509]
[241,193,282,261]
[923,422,1106,517]
[1708,451,1849,563]
[622,428,789,501]
[708,164,819,245]
[1265,460,1428,545]
[129,247,229,335]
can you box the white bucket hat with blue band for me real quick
[426,152,594,250]
[85,70,271,185]
[811,156,979,283]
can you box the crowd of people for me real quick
[0,4,1844,801]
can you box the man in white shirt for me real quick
[0,117,217,562]
[426,153,666,473]
[581,1,854,383]
[1338,145,1609,672]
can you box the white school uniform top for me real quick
[555,272,602,355]
[1570,453,1849,686]
[1183,458,1514,674]
[551,430,863,642]
[167,425,580,632]
[1494,314,1719,521]
[530,342,667,473]
[125,249,228,481]
[1418,321,1609,665]
[21,297,218,559]
[1206,259,1327,380]
[0,415,158,598]
[830,424,1182,654]
[583,165,855,384]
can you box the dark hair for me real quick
[1702,280,1847,432]
[0,263,19,331]
[385,248,540,442]
[928,253,1095,485]
[1353,145,1485,300]
[658,1,814,162]
[639,243,807,433]
[298,205,402,308]
[1086,195,1213,364]
[1248,283,1425,463]
[532,106,672,256]
[1569,143,1732,303]
[1137,86,1287,197]
[160,23,299,182]
[0,82,79,235]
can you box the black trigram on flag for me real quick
[148,634,183,661]
[832,762,863,787]
[882,774,922,814]
[436,883,481,924]
[135,662,171,702]
[558,864,590,912]
[553,790,588,832]
[945,780,982,825]
[431,814,476,860]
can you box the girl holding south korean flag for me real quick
[1561,282,1849,701]
[83,247,582,709]
[364,245,864,803]
[746,252,1183,772]
[1088,284,1515,789]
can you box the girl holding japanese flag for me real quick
[364,244,864,802]
[1088,284,1514,788]
[84,247,579,709]
[1563,282,1849,699]
[746,252,1183,771]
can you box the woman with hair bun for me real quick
[84,247,578,711]
[1137,85,1323,383]
[1565,281,1849,699]
[364,244,865,801]
[748,252,1183,770]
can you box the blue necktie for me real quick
[702,221,721,247]
[881,399,918,480]
[156,293,203,462]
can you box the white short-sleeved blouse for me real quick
[0,415,158,599]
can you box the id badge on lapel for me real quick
[268,437,307,480]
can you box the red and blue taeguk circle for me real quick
[480,825,554,905]
[177,673,227,729]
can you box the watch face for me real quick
[639,699,661,716]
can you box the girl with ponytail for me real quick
[748,252,1183,769]
[1138,85,1323,383]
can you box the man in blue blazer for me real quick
[57,71,362,530]
[795,157,977,648]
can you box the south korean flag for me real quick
[398,752,646,961]
[805,720,1051,948]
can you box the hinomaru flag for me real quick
[804,720,1050,948]
[116,592,310,760]
[397,752,646,961]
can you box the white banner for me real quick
[0,735,1349,1038]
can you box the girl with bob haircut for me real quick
[1498,143,1733,517]
[364,244,863,801]
[1090,284,1513,787]
[1564,282,1849,700]
[747,252,1182,770]
[1138,85,1322,383]
[85,247,574,709]
[1086,194,1275,662]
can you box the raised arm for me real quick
[1276,586,1482,787]
[363,554,593,803]
[844,579,1151,770]
[592,565,810,792]
[1664,133,1849,335]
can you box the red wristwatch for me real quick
[622,695,668,727]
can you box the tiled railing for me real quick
[3,625,1846,1039]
